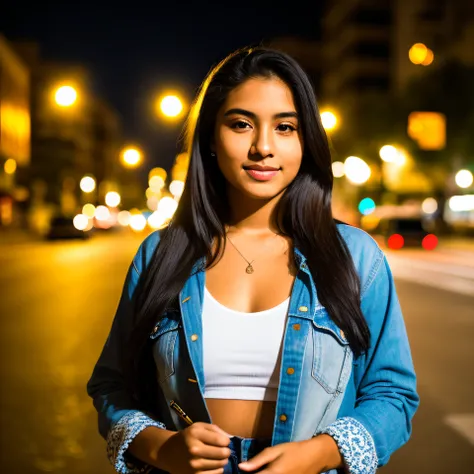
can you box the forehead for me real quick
[223,77,296,114]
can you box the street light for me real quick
[4,158,17,175]
[455,169,473,189]
[105,191,121,207]
[121,147,142,168]
[80,176,96,193]
[55,85,78,107]
[320,110,338,131]
[379,145,406,166]
[344,156,371,185]
[157,94,184,119]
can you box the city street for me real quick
[0,231,473,473]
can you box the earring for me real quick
[210,152,216,157]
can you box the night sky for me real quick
[1,1,323,171]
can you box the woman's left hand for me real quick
[238,435,343,474]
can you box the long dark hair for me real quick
[128,47,370,407]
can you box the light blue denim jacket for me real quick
[87,223,419,474]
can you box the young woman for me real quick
[87,47,419,474]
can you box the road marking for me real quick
[444,414,474,445]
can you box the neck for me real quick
[226,188,283,235]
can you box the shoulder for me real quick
[336,222,385,296]
[132,229,163,276]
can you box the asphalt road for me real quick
[0,231,473,473]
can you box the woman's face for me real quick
[213,77,303,201]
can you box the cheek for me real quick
[216,130,249,168]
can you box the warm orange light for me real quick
[409,43,428,65]
[421,49,434,66]
[408,112,446,150]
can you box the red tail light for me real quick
[422,234,438,250]
[388,234,404,250]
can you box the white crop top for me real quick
[202,287,290,402]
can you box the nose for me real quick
[250,125,274,159]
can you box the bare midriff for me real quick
[205,399,276,438]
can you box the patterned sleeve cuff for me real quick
[316,417,378,474]
[106,411,167,474]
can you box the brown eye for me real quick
[277,123,297,132]
[231,120,251,129]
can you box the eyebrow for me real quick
[223,108,298,120]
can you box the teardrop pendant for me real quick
[246,264,254,274]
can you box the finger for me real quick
[189,456,228,471]
[196,427,232,448]
[205,423,233,438]
[238,449,281,471]
[196,469,225,474]
[189,443,231,461]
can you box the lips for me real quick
[243,165,281,181]
[243,165,280,171]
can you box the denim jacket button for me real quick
[279,414,288,422]
[191,334,199,342]
[286,367,295,375]
[298,306,308,312]
[292,323,301,331]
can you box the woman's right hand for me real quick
[159,422,232,474]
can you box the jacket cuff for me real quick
[316,417,378,474]
[107,411,166,474]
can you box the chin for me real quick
[239,183,286,201]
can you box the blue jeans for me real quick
[223,437,272,474]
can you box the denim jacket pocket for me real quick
[150,311,180,384]
[311,312,353,395]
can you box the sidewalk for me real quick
[0,228,43,246]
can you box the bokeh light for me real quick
[73,214,88,231]
[55,86,77,107]
[158,196,178,218]
[455,169,473,188]
[95,205,110,221]
[80,176,96,193]
[4,158,17,175]
[332,161,345,178]
[422,198,438,214]
[105,191,121,208]
[130,214,147,232]
[117,210,131,226]
[82,203,96,218]
[344,156,371,185]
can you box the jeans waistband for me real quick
[223,436,272,474]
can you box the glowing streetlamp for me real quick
[344,156,371,185]
[55,86,78,107]
[121,147,142,168]
[80,176,96,193]
[379,145,406,166]
[455,169,473,189]
[332,161,345,178]
[158,94,184,119]
[320,110,338,131]
[4,158,17,175]
[105,191,121,207]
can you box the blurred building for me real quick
[0,34,30,228]
[12,42,123,231]
[269,37,323,94]
[322,0,474,103]
[322,0,474,227]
